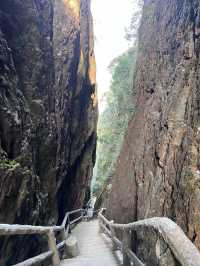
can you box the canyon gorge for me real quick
[0,0,200,265]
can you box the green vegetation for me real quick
[92,0,143,196]
[93,47,137,195]
[143,2,156,24]
[0,159,20,170]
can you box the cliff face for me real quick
[108,0,200,255]
[0,0,97,263]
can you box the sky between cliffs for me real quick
[91,0,135,111]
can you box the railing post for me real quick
[60,228,66,241]
[122,230,131,266]
[98,208,106,233]
[81,209,86,220]
[60,228,67,259]
[47,229,60,266]
[109,221,118,251]
[68,215,71,234]
[98,218,103,234]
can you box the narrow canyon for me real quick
[0,0,200,265]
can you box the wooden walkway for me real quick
[61,219,120,266]
[1,210,200,266]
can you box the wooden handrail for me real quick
[0,208,85,266]
[0,224,53,235]
[14,251,53,266]
[5,206,199,266]
[98,209,200,266]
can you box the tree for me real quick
[93,47,137,195]
[92,1,144,196]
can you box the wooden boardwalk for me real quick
[61,219,120,266]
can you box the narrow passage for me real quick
[61,219,120,266]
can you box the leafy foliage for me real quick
[0,159,20,170]
[93,47,137,195]
[92,1,143,196]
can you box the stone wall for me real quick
[108,0,200,263]
[0,0,97,264]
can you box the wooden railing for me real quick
[98,209,200,266]
[2,207,200,266]
[0,208,87,266]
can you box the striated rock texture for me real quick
[108,0,200,263]
[0,0,97,264]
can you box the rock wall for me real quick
[0,0,97,264]
[108,0,200,261]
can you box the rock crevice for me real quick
[0,0,97,264]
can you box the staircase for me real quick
[0,208,200,266]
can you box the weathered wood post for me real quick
[60,228,67,259]
[122,230,132,266]
[98,208,106,233]
[81,209,84,220]
[68,215,71,234]
[98,217,103,234]
[98,211,103,234]
[60,228,66,242]
[47,229,60,266]
[109,221,118,251]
